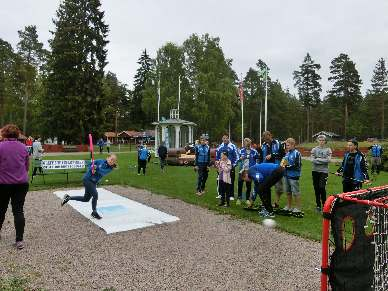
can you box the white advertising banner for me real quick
[42,160,86,170]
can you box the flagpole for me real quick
[264,69,268,131]
[240,76,244,144]
[178,75,181,117]
[157,73,161,122]
[259,99,262,144]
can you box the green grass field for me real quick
[29,152,388,242]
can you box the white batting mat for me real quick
[54,188,179,234]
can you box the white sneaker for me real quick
[229,197,235,201]
[283,206,291,211]
[216,195,221,199]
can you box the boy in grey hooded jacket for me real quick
[311,135,332,212]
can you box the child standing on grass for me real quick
[216,152,232,207]
[61,154,117,219]
[137,145,151,175]
[283,138,303,218]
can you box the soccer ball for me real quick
[262,218,276,228]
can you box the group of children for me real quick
[195,131,376,219]
[211,133,304,218]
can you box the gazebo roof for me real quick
[152,118,197,126]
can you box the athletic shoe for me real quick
[236,199,241,206]
[91,211,102,219]
[15,241,24,250]
[61,194,70,206]
[292,208,304,218]
[229,197,235,201]
[137,173,141,176]
[258,209,275,218]
[216,195,221,199]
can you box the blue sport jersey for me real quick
[216,142,239,167]
[371,144,383,157]
[138,147,150,161]
[238,147,260,170]
[261,139,285,164]
[83,159,114,184]
[247,163,279,183]
[284,149,302,179]
[195,144,210,166]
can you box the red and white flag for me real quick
[239,81,244,102]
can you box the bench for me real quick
[63,145,78,152]
[31,160,90,184]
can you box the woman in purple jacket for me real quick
[0,124,29,250]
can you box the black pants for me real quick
[219,180,230,205]
[342,179,362,193]
[138,159,147,175]
[255,168,284,213]
[312,171,328,208]
[159,158,167,170]
[69,179,98,212]
[229,167,236,198]
[99,146,103,154]
[196,166,209,192]
[238,177,252,200]
[0,183,29,242]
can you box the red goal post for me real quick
[320,185,388,291]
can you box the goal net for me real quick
[320,186,388,291]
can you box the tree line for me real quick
[0,0,387,144]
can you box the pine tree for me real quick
[328,53,362,139]
[131,49,153,127]
[293,53,322,142]
[17,25,47,134]
[44,0,109,143]
[369,58,388,138]
[0,39,17,126]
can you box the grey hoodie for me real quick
[311,146,332,173]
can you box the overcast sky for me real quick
[1,0,388,96]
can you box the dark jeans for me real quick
[238,177,251,200]
[219,180,230,205]
[342,179,362,193]
[196,166,209,192]
[312,171,328,208]
[70,179,98,212]
[159,157,167,170]
[138,159,147,175]
[255,167,284,213]
[0,183,29,242]
[32,159,43,176]
[229,167,236,198]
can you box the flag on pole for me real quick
[239,81,244,102]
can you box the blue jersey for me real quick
[247,163,279,183]
[284,149,302,179]
[216,142,239,167]
[261,139,285,164]
[83,159,113,184]
[371,144,383,157]
[238,147,260,170]
[138,147,150,161]
[195,144,210,166]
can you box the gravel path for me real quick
[0,186,321,290]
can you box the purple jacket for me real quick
[0,139,29,184]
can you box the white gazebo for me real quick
[152,109,196,150]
